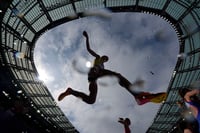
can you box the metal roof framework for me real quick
[0,0,200,132]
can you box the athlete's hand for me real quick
[118,118,124,123]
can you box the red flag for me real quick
[134,92,167,105]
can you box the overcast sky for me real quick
[34,10,179,133]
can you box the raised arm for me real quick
[118,118,131,133]
[184,89,200,102]
[83,31,100,58]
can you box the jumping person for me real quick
[58,31,167,105]
[118,117,131,133]
[58,31,120,104]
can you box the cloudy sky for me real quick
[34,11,179,133]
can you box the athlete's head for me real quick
[102,55,109,62]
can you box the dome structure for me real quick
[0,0,200,132]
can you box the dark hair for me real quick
[179,88,200,104]
[102,55,109,62]
[125,118,131,125]
[179,119,199,133]
[178,88,191,98]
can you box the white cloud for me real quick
[34,12,178,133]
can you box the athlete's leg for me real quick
[89,68,127,86]
[85,81,98,104]
[99,69,131,88]
[98,69,119,77]
[72,81,97,104]
[58,88,73,101]
[116,73,132,90]
[58,81,98,104]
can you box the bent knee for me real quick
[83,97,96,104]
[87,100,95,104]
[86,99,96,104]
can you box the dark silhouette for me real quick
[58,31,120,104]
[118,117,131,133]
[58,31,167,105]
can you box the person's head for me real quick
[179,120,199,133]
[179,88,199,102]
[101,55,109,62]
[124,118,131,126]
[179,88,191,98]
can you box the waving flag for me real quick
[134,92,167,105]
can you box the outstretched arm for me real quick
[184,89,200,102]
[83,31,100,58]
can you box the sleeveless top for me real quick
[88,57,105,82]
[93,57,105,69]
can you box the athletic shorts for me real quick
[88,66,101,82]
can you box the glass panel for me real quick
[139,0,167,9]
[106,0,136,7]
[184,38,191,53]
[182,13,198,33]
[32,15,50,32]
[166,1,186,20]
[49,5,75,21]
[17,0,37,15]
[24,29,35,41]
[42,0,71,9]
[3,8,12,23]
[192,32,200,50]
[193,7,200,24]
[24,4,42,23]
[75,0,105,13]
